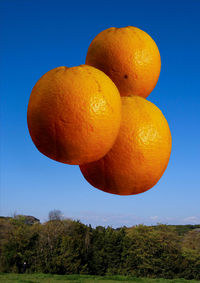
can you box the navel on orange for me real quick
[80,96,172,195]
[27,65,121,165]
[86,26,161,98]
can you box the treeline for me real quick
[0,214,200,280]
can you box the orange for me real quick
[27,65,121,165]
[86,26,161,98]
[80,96,172,195]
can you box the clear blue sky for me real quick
[1,0,200,227]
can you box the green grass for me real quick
[0,274,199,283]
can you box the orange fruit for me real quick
[27,65,121,165]
[86,26,161,98]
[80,96,172,195]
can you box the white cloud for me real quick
[183,216,200,224]
[150,216,159,221]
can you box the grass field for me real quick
[0,274,199,283]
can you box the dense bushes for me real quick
[0,215,200,279]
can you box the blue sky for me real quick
[1,0,200,227]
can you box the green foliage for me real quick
[0,216,200,280]
[124,225,183,278]
[168,225,200,236]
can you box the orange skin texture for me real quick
[27,65,121,165]
[80,96,172,195]
[86,26,161,98]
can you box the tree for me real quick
[181,230,200,280]
[48,210,63,221]
[0,217,39,273]
[124,225,183,278]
